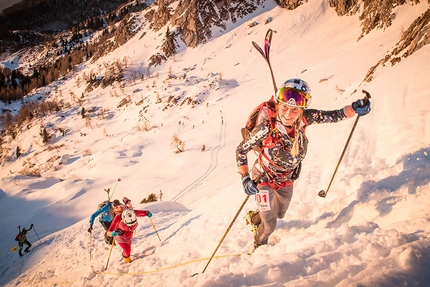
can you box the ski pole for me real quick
[318,90,371,198]
[89,232,92,260]
[200,195,250,274]
[32,225,41,241]
[105,237,116,270]
[149,218,162,242]
[108,178,121,200]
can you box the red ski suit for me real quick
[108,209,150,258]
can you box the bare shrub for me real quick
[143,121,153,131]
[69,173,79,180]
[171,135,185,153]
[47,144,65,151]
[40,126,51,145]
[45,155,61,170]
[140,193,158,203]
[18,166,41,177]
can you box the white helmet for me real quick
[281,78,311,94]
[122,209,137,226]
[276,78,312,108]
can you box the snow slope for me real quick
[1,0,430,286]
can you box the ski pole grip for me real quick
[362,90,371,103]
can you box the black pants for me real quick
[100,221,111,231]
[19,240,32,256]
[100,221,114,245]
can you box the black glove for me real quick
[242,175,259,195]
[88,226,93,233]
[30,224,34,227]
[352,99,371,116]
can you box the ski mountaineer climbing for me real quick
[88,199,123,245]
[236,78,371,250]
[15,224,33,256]
[107,208,152,263]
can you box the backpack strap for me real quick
[242,98,277,147]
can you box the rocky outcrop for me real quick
[1,0,429,87]
[364,7,430,82]
[328,0,359,16]
[91,13,142,62]
[0,0,130,31]
[147,0,262,48]
[358,0,418,39]
[275,0,305,10]
[145,0,175,31]
[0,0,140,54]
[161,28,179,58]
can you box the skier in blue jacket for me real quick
[88,199,123,244]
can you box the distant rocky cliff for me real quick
[325,0,430,80]
[145,0,262,48]
[0,0,429,84]
[144,0,429,70]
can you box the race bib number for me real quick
[255,190,271,211]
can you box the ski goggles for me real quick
[276,87,310,108]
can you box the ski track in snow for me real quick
[170,117,227,203]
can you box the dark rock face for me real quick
[0,0,132,53]
[0,0,129,31]
[328,0,359,16]
[0,0,429,86]
[146,0,263,48]
[275,0,304,10]
[365,7,430,82]
[358,0,416,39]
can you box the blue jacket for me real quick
[89,202,113,226]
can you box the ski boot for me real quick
[245,210,260,236]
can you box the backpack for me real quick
[241,98,277,152]
[97,200,109,210]
[15,232,23,242]
[97,200,112,217]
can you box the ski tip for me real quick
[191,272,199,277]
[251,41,260,48]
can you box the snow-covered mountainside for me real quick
[1,0,430,286]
